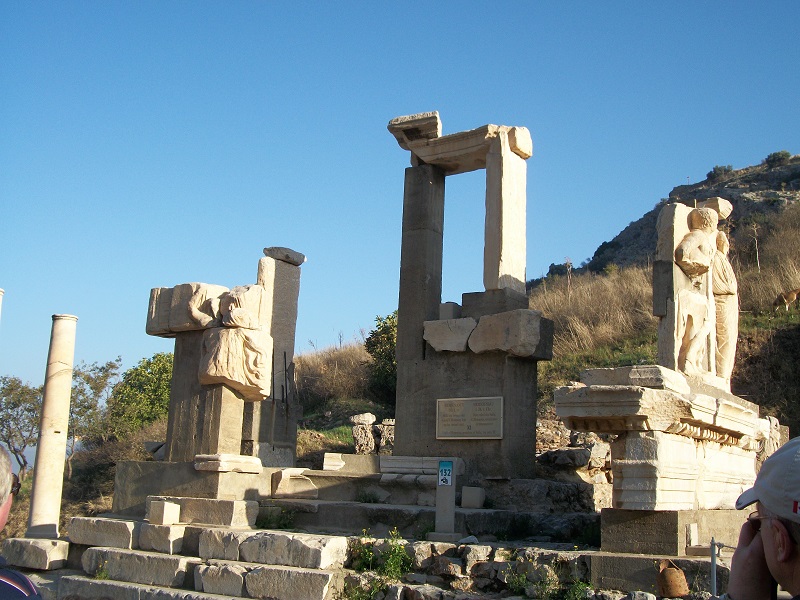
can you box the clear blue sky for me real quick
[2,2,798,386]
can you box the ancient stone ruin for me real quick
[554,196,782,555]
[387,111,553,481]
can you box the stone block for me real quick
[387,111,442,150]
[581,365,690,395]
[238,531,348,569]
[167,282,229,333]
[82,547,201,588]
[350,413,377,425]
[610,431,756,510]
[245,564,337,600]
[468,309,553,359]
[138,523,185,555]
[263,246,306,266]
[272,468,319,499]
[147,496,259,527]
[423,318,476,352]
[198,529,255,561]
[57,575,142,600]
[321,453,380,473]
[148,500,181,525]
[1,538,68,570]
[461,288,528,319]
[439,302,462,320]
[194,453,263,474]
[461,486,486,509]
[68,517,140,549]
[196,562,247,596]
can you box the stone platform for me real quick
[9,514,736,599]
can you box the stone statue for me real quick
[193,285,273,401]
[673,207,718,374]
[712,230,738,382]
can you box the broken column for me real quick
[388,112,552,481]
[27,314,78,539]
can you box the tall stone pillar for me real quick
[394,164,445,452]
[0,288,4,324]
[27,314,77,539]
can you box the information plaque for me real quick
[436,396,503,440]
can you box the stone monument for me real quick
[388,112,553,482]
[554,197,780,555]
[112,248,303,513]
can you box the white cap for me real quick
[737,436,800,523]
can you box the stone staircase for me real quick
[55,517,348,600]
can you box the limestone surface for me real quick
[195,562,247,596]
[422,318,476,352]
[245,564,337,600]
[138,523,185,555]
[1,538,68,570]
[82,547,201,587]
[68,516,140,549]
[468,309,551,358]
[238,531,348,569]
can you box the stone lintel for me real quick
[387,111,442,150]
[468,309,553,359]
[389,118,532,175]
[423,318,477,352]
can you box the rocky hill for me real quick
[585,153,800,273]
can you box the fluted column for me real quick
[26,314,77,539]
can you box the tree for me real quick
[0,376,42,480]
[707,164,733,181]
[364,311,397,406]
[67,358,121,478]
[765,150,791,168]
[105,353,173,439]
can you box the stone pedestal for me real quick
[601,508,744,556]
[27,314,77,539]
[554,365,769,512]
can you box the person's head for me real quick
[689,207,719,234]
[737,437,800,580]
[0,445,17,531]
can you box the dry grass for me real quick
[737,205,800,312]
[529,265,657,355]
[295,343,371,411]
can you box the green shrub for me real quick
[765,150,791,168]
[379,528,412,581]
[706,164,733,180]
[364,312,397,405]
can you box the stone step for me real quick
[268,498,600,542]
[198,560,340,599]
[198,528,348,569]
[56,574,249,599]
[81,547,202,588]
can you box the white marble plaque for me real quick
[436,396,503,439]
